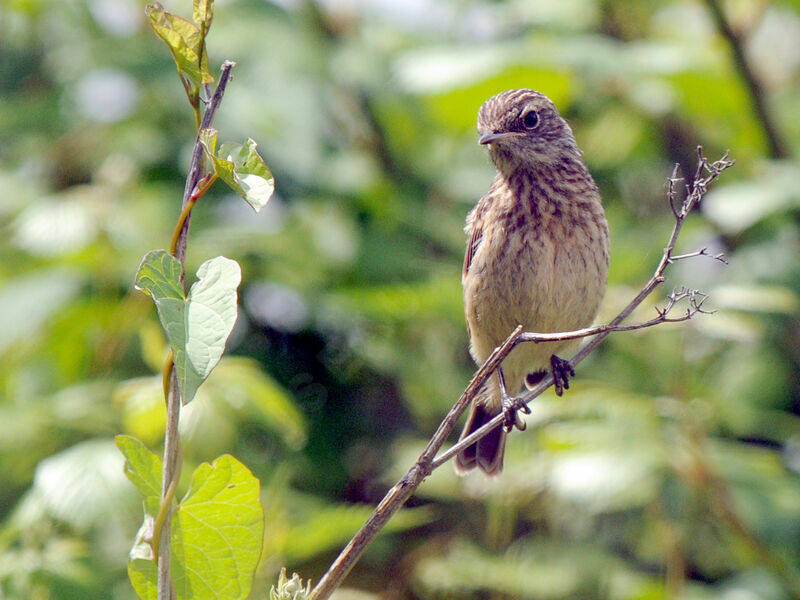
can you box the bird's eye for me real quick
[522,109,539,129]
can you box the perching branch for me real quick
[308,147,735,600]
[156,60,235,600]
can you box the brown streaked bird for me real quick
[455,89,609,476]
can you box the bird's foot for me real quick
[498,368,530,432]
[501,396,531,432]
[550,354,575,396]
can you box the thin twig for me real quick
[668,163,681,219]
[669,248,728,265]
[308,148,734,600]
[157,60,236,600]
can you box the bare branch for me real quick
[668,163,682,219]
[308,147,734,600]
[669,248,728,265]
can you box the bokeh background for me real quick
[2,0,800,598]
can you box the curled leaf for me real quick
[200,128,275,212]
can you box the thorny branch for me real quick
[308,147,736,600]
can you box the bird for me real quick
[454,89,609,476]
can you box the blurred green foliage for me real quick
[1,0,800,598]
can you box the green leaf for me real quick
[199,128,275,212]
[128,457,263,600]
[116,435,163,499]
[185,256,241,380]
[145,3,214,87]
[173,455,264,600]
[134,248,184,305]
[193,0,213,26]
[129,557,158,600]
[134,250,241,404]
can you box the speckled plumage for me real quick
[455,89,609,476]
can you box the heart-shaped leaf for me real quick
[135,250,241,404]
[128,455,264,600]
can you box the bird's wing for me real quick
[463,197,488,282]
[463,211,483,282]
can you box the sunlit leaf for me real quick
[199,128,275,212]
[135,250,241,404]
[145,3,214,87]
[185,256,241,378]
[172,455,264,599]
[127,456,263,600]
[129,556,158,600]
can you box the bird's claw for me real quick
[551,354,575,396]
[496,367,529,432]
[501,395,530,432]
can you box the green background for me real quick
[1,0,799,597]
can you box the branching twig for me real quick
[669,248,728,265]
[308,148,735,600]
[156,60,235,600]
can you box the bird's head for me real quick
[477,89,580,171]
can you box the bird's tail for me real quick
[454,382,505,476]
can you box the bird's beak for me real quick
[478,131,514,145]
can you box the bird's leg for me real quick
[498,368,530,432]
[550,354,575,396]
